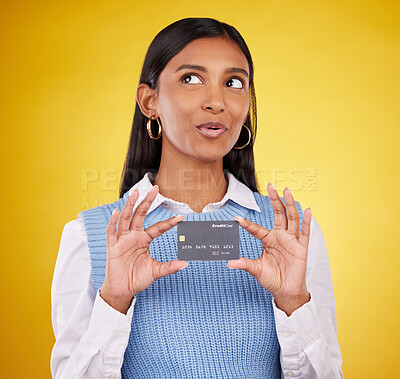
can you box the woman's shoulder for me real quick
[61,218,87,240]
[77,193,129,224]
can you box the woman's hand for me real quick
[227,183,312,316]
[100,185,187,314]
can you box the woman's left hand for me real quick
[227,183,312,316]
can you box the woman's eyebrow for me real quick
[175,64,249,78]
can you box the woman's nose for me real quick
[201,85,225,113]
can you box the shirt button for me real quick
[109,374,117,378]
[117,331,126,338]
[282,331,292,338]
[286,371,295,377]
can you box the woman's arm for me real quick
[272,215,344,378]
[50,219,136,379]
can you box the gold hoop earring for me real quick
[233,124,251,150]
[147,117,162,140]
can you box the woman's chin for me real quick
[190,146,231,161]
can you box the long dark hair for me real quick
[119,17,259,198]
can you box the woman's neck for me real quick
[153,163,228,213]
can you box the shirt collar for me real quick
[128,170,261,214]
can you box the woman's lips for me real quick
[196,126,228,138]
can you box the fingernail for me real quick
[174,214,184,221]
[235,216,244,222]
[268,182,275,190]
[178,262,189,271]
[284,187,291,194]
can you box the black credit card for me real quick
[177,220,240,261]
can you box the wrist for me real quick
[274,291,311,317]
[99,288,135,315]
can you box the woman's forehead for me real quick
[164,37,249,74]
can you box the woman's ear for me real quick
[136,83,158,118]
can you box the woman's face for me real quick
[154,36,250,162]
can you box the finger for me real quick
[145,214,185,240]
[130,185,159,231]
[227,257,262,279]
[299,207,312,248]
[235,216,271,244]
[283,187,300,238]
[267,183,288,230]
[117,189,139,236]
[106,208,119,247]
[152,259,189,281]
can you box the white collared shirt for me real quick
[51,171,343,378]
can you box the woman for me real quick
[51,17,343,378]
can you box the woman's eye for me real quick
[182,74,202,84]
[226,78,244,89]
[181,73,244,89]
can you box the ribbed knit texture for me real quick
[78,190,303,378]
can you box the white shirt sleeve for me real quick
[50,219,136,379]
[272,215,344,378]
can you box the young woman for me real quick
[51,17,343,378]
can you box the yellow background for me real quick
[1,0,399,377]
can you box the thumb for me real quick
[153,260,189,280]
[227,257,261,278]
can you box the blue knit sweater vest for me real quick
[78,190,303,378]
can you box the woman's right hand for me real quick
[99,185,187,314]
